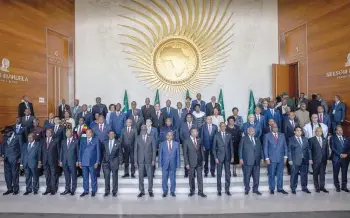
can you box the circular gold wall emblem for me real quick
[153,38,200,86]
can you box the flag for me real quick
[154,89,160,105]
[122,90,129,113]
[186,89,190,98]
[218,89,225,120]
[248,90,256,115]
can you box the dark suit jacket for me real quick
[129,115,144,135]
[91,123,111,143]
[21,141,40,168]
[52,125,64,146]
[330,102,346,122]
[12,124,27,145]
[92,104,108,118]
[79,137,100,166]
[309,136,329,165]
[179,122,195,142]
[58,104,71,119]
[161,107,177,120]
[288,136,311,166]
[263,132,287,163]
[120,127,137,148]
[40,137,59,166]
[205,102,221,116]
[308,99,321,117]
[18,101,35,117]
[330,135,349,162]
[141,104,155,122]
[21,115,35,129]
[126,108,142,119]
[173,109,186,129]
[0,135,21,163]
[213,132,233,163]
[283,119,300,139]
[152,111,166,131]
[239,135,263,166]
[102,139,123,170]
[60,138,79,167]
[43,120,55,130]
[200,123,218,149]
[318,113,331,129]
[183,137,204,168]
[77,111,93,126]
[134,134,156,165]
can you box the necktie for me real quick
[209,125,212,134]
[318,137,322,147]
[157,111,160,119]
[143,135,147,143]
[339,137,344,146]
[291,120,294,127]
[99,124,103,132]
[127,127,130,134]
[250,136,255,145]
[87,139,91,144]
[16,125,19,133]
[67,139,71,148]
[26,116,29,121]
[273,133,278,140]
[319,114,323,123]
[46,138,50,149]
[146,105,149,109]
[178,110,181,117]
[167,107,170,114]
[222,132,225,141]
[257,115,260,122]
[271,109,274,116]
[25,102,29,108]
[7,136,12,145]
[83,112,86,117]
[193,138,197,150]
[188,123,191,129]
[78,125,82,136]
[109,140,113,154]
[297,137,302,147]
[168,141,172,152]
[54,126,58,133]
[28,142,32,151]
[135,116,138,122]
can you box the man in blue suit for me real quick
[126,101,142,119]
[20,133,41,195]
[43,113,55,130]
[158,131,181,197]
[180,114,195,177]
[288,127,312,194]
[330,125,350,192]
[191,93,206,113]
[242,114,262,137]
[264,101,282,128]
[254,107,265,129]
[264,124,288,195]
[160,118,179,143]
[201,116,218,177]
[110,103,126,139]
[317,105,331,130]
[173,102,185,130]
[330,95,346,132]
[12,117,27,146]
[79,129,100,197]
[161,99,177,121]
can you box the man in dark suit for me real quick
[92,97,108,118]
[191,93,206,113]
[201,116,217,177]
[130,109,144,135]
[152,103,166,133]
[159,118,179,143]
[126,101,142,118]
[21,108,35,129]
[58,99,71,119]
[283,112,300,175]
[102,130,123,197]
[264,101,282,128]
[77,104,93,126]
[264,124,288,195]
[183,100,193,115]
[317,105,331,130]
[110,103,126,139]
[43,113,55,130]
[20,133,41,195]
[79,129,100,197]
[183,127,206,198]
[206,96,221,116]
[263,118,275,135]
[141,97,155,122]
[213,122,233,196]
[173,102,185,130]
[59,129,79,196]
[12,117,27,145]
[40,128,59,195]
[180,114,195,178]
[1,127,21,195]
[18,95,35,117]
[288,127,312,194]
[134,125,156,197]
[161,99,176,121]
[120,119,137,178]
[308,94,321,118]
[309,127,329,193]
[52,116,64,150]
[254,107,265,130]
[330,95,346,132]
[239,127,264,195]
[330,125,350,192]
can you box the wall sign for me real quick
[0,58,29,84]
[325,53,350,79]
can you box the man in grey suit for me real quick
[239,127,264,195]
[130,109,144,135]
[71,99,82,124]
[22,108,35,129]
[183,127,207,198]
[120,119,137,178]
[213,122,233,196]
[134,125,156,197]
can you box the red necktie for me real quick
[78,126,82,136]
[194,138,198,150]
[67,139,71,148]
[274,133,278,141]
[319,114,323,123]
[99,124,103,132]
[168,141,172,152]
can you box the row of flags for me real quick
[121,89,257,118]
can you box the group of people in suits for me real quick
[0,92,348,198]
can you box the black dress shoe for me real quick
[292,190,296,194]
[270,190,274,195]
[217,192,222,196]
[315,190,320,193]
[91,192,96,197]
[13,191,19,195]
[50,191,56,195]
[137,192,145,198]
[188,192,195,197]
[184,174,188,178]
[302,189,311,194]
[253,191,262,196]
[104,193,110,197]
[112,193,117,197]
[226,191,231,196]
[70,192,75,196]
[244,191,249,195]
[336,188,341,192]
[341,188,350,192]
[42,191,51,195]
[211,173,215,177]
[204,174,208,178]
[320,188,329,193]
[233,172,237,177]
[277,190,288,195]
[199,193,207,198]
[170,192,176,197]
[149,192,154,197]
[80,192,88,197]
[131,174,136,178]
[33,191,38,195]
[122,174,129,178]
[162,193,167,197]
[60,190,70,195]
[3,190,13,195]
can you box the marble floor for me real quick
[0,191,349,215]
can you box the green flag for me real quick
[218,89,225,120]
[122,90,129,113]
[186,90,190,98]
[248,90,256,115]
[154,89,160,105]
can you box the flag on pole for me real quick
[154,89,160,105]
[186,89,190,99]
[248,90,256,115]
[122,90,129,113]
[218,89,225,120]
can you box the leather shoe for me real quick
[162,193,167,198]
[112,193,117,197]
[131,174,136,178]
[50,191,56,195]
[104,193,110,197]
[137,192,145,198]
[217,192,222,196]
[199,193,207,198]
[292,190,296,194]
[13,191,19,195]
[80,192,88,197]
[315,190,320,193]
[320,188,329,193]
[60,190,70,195]
[270,190,274,195]
[149,192,154,197]
[336,188,341,192]
[244,191,249,195]
[226,191,231,196]
[253,191,262,196]
[204,174,208,178]
[122,174,129,178]
[341,188,350,192]
[70,192,75,196]
[170,192,176,197]
[277,190,288,195]
[302,189,311,194]
[42,190,51,195]
[33,192,38,195]
[91,192,96,197]
[211,173,215,177]
[3,190,13,195]
[184,174,188,178]
[188,192,195,197]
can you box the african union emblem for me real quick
[119,0,234,92]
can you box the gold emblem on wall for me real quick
[119,0,234,92]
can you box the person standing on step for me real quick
[120,119,137,178]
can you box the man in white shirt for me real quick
[303,114,328,139]
[211,108,224,127]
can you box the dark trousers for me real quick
[43,164,58,192]
[242,164,260,192]
[24,166,39,192]
[290,162,308,191]
[102,165,119,194]
[4,160,19,193]
[123,145,135,175]
[312,162,326,190]
[217,161,231,192]
[189,165,204,194]
[82,166,97,193]
[63,165,77,192]
[286,158,291,175]
[204,149,215,175]
[96,142,103,177]
[268,162,284,191]
[138,164,153,193]
[333,158,349,189]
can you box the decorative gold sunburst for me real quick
[119,0,234,93]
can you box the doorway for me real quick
[272,62,299,98]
